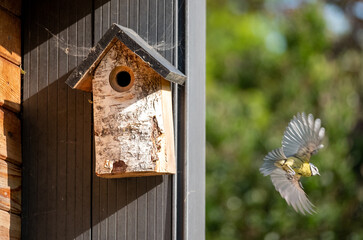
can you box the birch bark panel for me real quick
[93,41,175,177]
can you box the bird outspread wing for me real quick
[260,148,286,176]
[282,112,325,161]
[270,168,315,215]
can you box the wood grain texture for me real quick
[23,0,178,239]
[0,107,21,165]
[93,41,176,178]
[0,210,21,239]
[22,0,93,238]
[0,57,20,112]
[91,1,176,239]
[0,159,21,214]
[161,79,176,175]
[0,0,21,16]
[0,8,20,65]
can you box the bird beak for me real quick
[317,173,320,176]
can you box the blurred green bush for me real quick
[206,1,363,239]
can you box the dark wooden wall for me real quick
[22,0,181,239]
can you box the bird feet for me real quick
[285,166,295,180]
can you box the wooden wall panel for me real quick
[0,1,22,239]
[0,8,20,65]
[23,0,179,239]
[0,159,21,214]
[0,0,21,16]
[91,1,175,239]
[0,210,20,239]
[0,57,20,112]
[0,107,21,165]
[22,0,93,238]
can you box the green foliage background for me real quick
[206,1,363,239]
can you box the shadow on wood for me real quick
[22,0,176,238]
[22,77,172,239]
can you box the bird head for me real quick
[310,163,320,176]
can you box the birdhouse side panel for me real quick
[93,41,174,177]
[160,79,176,174]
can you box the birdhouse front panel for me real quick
[93,40,175,178]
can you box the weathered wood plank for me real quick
[164,0,174,62]
[0,159,21,214]
[36,6,49,238]
[126,178,137,239]
[0,210,21,239]
[0,0,21,16]
[0,57,20,112]
[21,0,30,235]
[99,177,108,240]
[157,0,165,58]
[116,178,127,240]
[0,107,21,165]
[147,177,157,240]
[75,0,93,236]
[164,176,172,238]
[136,178,147,240]
[107,179,117,240]
[156,176,165,239]
[0,8,20,65]
[91,160,100,240]
[81,92,92,240]
[46,80,58,240]
[66,9,78,236]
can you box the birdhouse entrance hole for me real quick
[109,66,135,92]
[116,71,131,87]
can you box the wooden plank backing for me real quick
[0,210,21,239]
[0,0,21,16]
[0,159,21,215]
[0,57,20,112]
[22,0,93,238]
[23,0,179,239]
[91,0,176,239]
[0,8,20,65]
[0,107,21,165]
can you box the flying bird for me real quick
[260,112,325,215]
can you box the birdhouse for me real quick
[65,24,186,178]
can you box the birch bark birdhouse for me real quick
[66,24,186,178]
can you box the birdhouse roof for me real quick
[65,24,186,92]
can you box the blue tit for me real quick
[260,113,325,215]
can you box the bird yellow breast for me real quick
[274,157,312,177]
[296,162,312,177]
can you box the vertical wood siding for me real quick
[22,0,93,238]
[22,0,178,239]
